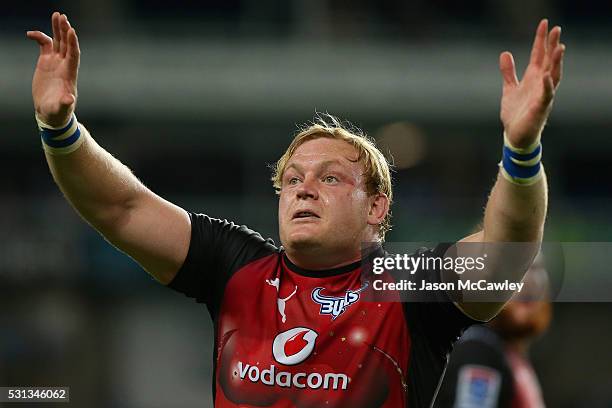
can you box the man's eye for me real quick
[288,177,300,185]
[323,175,338,184]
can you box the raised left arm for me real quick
[455,19,565,321]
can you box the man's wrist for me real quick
[36,113,85,155]
[499,132,543,186]
[502,132,541,154]
[34,110,73,130]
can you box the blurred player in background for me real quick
[435,254,551,408]
[26,11,564,407]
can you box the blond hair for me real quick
[271,114,393,240]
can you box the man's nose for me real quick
[296,176,319,200]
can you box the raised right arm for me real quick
[27,12,190,284]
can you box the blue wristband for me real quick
[499,135,543,186]
[36,113,85,155]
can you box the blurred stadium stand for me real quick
[1,1,612,407]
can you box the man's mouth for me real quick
[292,210,320,219]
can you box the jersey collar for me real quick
[281,245,385,278]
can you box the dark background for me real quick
[1,0,612,406]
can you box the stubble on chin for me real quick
[285,234,323,252]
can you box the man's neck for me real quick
[283,241,382,271]
[284,248,362,271]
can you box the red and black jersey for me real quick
[434,325,545,408]
[168,213,477,407]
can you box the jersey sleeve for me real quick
[166,212,277,308]
[433,328,514,408]
[410,244,481,350]
[403,244,483,407]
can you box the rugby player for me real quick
[27,12,565,407]
[435,255,551,407]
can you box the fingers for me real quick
[551,43,566,87]
[529,19,548,67]
[499,51,519,89]
[59,14,69,57]
[528,19,565,88]
[66,28,81,67]
[544,26,561,70]
[540,22,565,88]
[547,26,561,58]
[52,11,61,53]
[26,31,53,55]
[51,12,71,56]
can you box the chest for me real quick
[214,263,410,407]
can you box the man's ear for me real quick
[367,193,389,226]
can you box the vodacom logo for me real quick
[272,327,318,365]
[235,327,349,390]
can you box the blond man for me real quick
[27,12,564,407]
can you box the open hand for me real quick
[500,19,565,148]
[27,12,80,127]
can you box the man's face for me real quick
[278,138,376,256]
[491,263,552,340]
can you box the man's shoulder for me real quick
[457,325,504,351]
[189,212,279,253]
